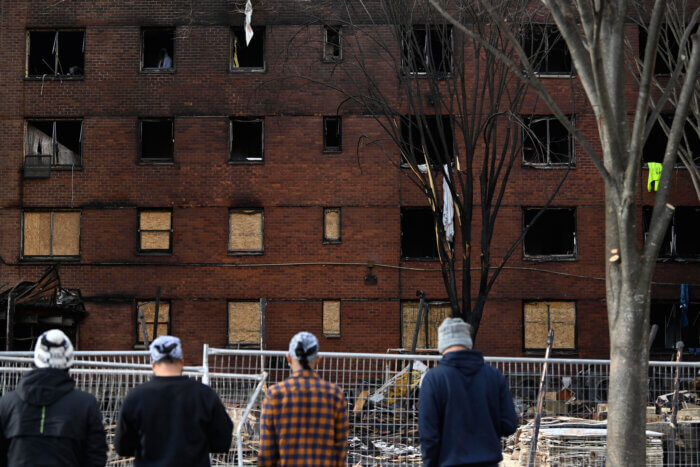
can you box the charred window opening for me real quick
[323,208,341,243]
[136,300,170,345]
[142,28,175,70]
[523,301,576,351]
[642,113,700,166]
[231,26,265,70]
[27,30,84,77]
[139,119,174,162]
[639,24,698,76]
[402,25,452,75]
[523,115,574,166]
[401,207,439,260]
[25,119,82,167]
[643,206,700,259]
[400,301,451,349]
[522,24,572,75]
[323,300,341,337]
[400,115,454,166]
[650,301,700,351]
[323,117,342,152]
[324,26,342,61]
[523,208,577,259]
[228,300,262,348]
[22,210,81,259]
[229,209,264,254]
[230,117,264,162]
[138,210,172,253]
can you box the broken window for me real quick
[230,117,264,162]
[401,207,439,260]
[323,208,341,243]
[228,300,262,348]
[401,301,451,349]
[521,24,572,74]
[229,209,264,254]
[522,115,574,166]
[400,115,454,166]
[140,119,174,161]
[643,206,700,259]
[642,113,700,166]
[136,300,170,345]
[639,24,698,76]
[323,117,342,152]
[138,210,172,253]
[323,300,341,337]
[24,119,82,167]
[231,26,265,70]
[142,28,175,70]
[23,211,80,258]
[402,25,452,75]
[523,208,577,259]
[27,30,85,77]
[323,26,342,61]
[523,301,576,351]
[650,301,700,351]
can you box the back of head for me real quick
[288,332,319,370]
[34,329,74,369]
[149,335,184,365]
[438,318,473,354]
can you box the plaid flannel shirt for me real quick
[258,369,349,467]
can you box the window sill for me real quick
[225,343,262,350]
[532,72,576,79]
[401,257,440,262]
[133,344,148,350]
[522,163,576,169]
[323,240,342,245]
[228,159,264,165]
[323,148,342,154]
[524,349,577,356]
[656,256,700,263]
[228,251,264,256]
[20,256,80,262]
[402,71,453,80]
[229,67,267,73]
[523,255,577,262]
[138,160,175,166]
[137,251,173,256]
[323,334,341,339]
[322,57,343,63]
[140,68,177,74]
[25,75,85,81]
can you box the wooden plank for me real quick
[23,212,51,256]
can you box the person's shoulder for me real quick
[319,378,345,398]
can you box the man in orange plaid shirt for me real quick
[259,332,348,466]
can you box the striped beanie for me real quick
[34,329,74,369]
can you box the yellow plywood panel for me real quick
[141,231,171,250]
[229,211,263,251]
[324,210,340,241]
[140,211,171,230]
[525,322,549,349]
[323,301,341,335]
[52,212,80,256]
[402,302,452,349]
[525,301,575,349]
[402,302,423,348]
[23,212,51,256]
[524,302,549,324]
[138,301,170,321]
[550,301,576,323]
[228,301,261,344]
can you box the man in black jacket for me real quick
[0,329,107,467]
[115,335,233,466]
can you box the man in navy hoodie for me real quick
[419,318,518,467]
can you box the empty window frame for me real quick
[136,300,170,345]
[24,119,82,167]
[400,301,451,349]
[523,208,577,259]
[639,24,698,76]
[323,208,341,243]
[521,24,572,75]
[323,26,342,61]
[139,119,174,162]
[523,301,576,351]
[323,300,341,337]
[401,207,439,260]
[26,30,85,77]
[229,209,264,254]
[230,117,264,162]
[400,115,454,166]
[22,211,80,258]
[231,26,265,70]
[650,301,700,351]
[323,117,342,152]
[522,115,574,166]
[228,300,262,348]
[642,113,700,166]
[402,25,453,74]
[138,210,173,253]
[142,28,175,70]
[643,206,700,259]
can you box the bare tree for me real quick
[430,0,700,464]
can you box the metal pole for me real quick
[5,279,24,351]
[152,286,161,342]
[202,343,210,386]
[528,329,554,467]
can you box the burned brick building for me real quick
[0,1,698,360]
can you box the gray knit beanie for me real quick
[34,329,74,369]
[437,318,473,353]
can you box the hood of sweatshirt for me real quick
[439,349,484,377]
[17,368,75,406]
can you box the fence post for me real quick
[202,343,210,385]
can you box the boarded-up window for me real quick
[139,210,172,252]
[136,300,170,345]
[323,208,341,243]
[229,210,263,253]
[23,211,80,258]
[228,301,261,347]
[524,301,576,350]
[323,300,341,336]
[401,301,451,349]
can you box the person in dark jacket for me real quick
[419,318,518,467]
[0,329,107,467]
[115,335,233,467]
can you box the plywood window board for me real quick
[228,301,261,345]
[229,210,263,253]
[139,210,172,252]
[524,301,576,350]
[401,301,451,349]
[323,208,341,243]
[323,300,341,336]
[23,211,80,257]
[136,300,171,344]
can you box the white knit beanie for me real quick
[34,329,74,369]
[437,318,473,353]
